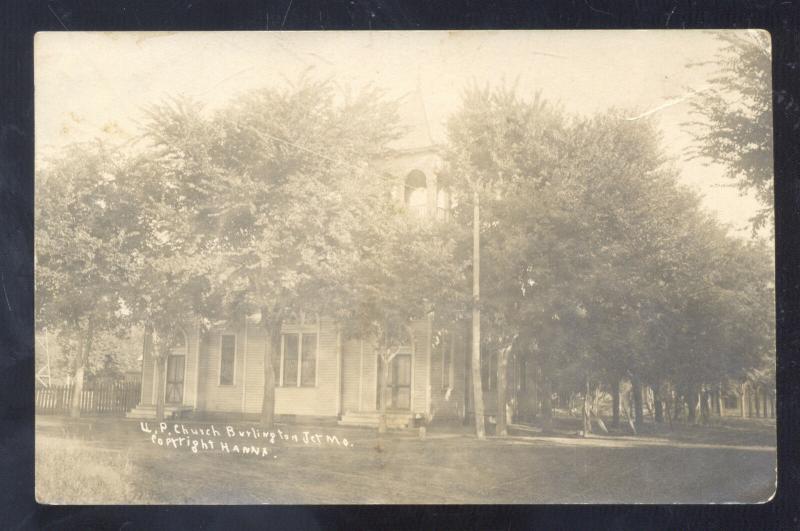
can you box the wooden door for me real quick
[389,353,412,410]
[377,351,413,411]
[165,354,185,404]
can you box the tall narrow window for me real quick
[278,313,318,388]
[301,333,317,386]
[279,331,318,387]
[405,170,428,219]
[271,339,282,384]
[220,334,236,385]
[283,333,299,386]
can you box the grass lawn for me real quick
[35,416,776,504]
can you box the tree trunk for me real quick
[260,319,280,429]
[69,328,86,419]
[754,389,760,417]
[664,389,673,428]
[379,351,390,434]
[654,388,663,423]
[687,390,698,424]
[770,391,776,419]
[709,391,714,417]
[540,377,553,432]
[740,383,747,418]
[582,377,592,437]
[756,386,763,418]
[643,386,654,420]
[496,346,509,437]
[70,319,95,419]
[471,188,485,440]
[142,322,154,377]
[700,388,709,424]
[674,393,683,422]
[632,378,643,429]
[611,379,620,429]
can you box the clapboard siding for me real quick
[243,321,266,414]
[340,338,384,413]
[340,323,431,415]
[410,319,430,415]
[140,315,464,419]
[139,322,199,408]
[341,338,362,413]
[183,323,200,407]
[194,317,339,417]
[199,321,247,413]
[362,339,377,411]
[273,317,339,416]
[452,329,467,417]
[429,325,467,419]
[196,327,209,411]
[429,332,445,414]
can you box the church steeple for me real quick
[391,85,436,152]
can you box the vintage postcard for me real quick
[35,30,775,504]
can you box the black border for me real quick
[2,1,798,529]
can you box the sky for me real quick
[34,30,771,236]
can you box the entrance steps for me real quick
[126,404,193,420]
[338,410,414,429]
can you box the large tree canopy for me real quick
[686,30,773,232]
[134,79,431,427]
[443,85,775,431]
[37,75,774,431]
[36,143,138,415]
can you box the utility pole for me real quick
[472,187,486,439]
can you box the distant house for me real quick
[720,381,775,419]
[129,91,476,427]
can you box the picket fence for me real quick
[35,381,141,417]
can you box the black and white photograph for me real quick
[34,30,775,504]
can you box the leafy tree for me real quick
[443,84,566,437]
[686,30,773,232]
[123,99,228,421]
[340,211,464,432]
[42,327,142,384]
[443,84,776,435]
[35,143,133,416]
[161,79,404,428]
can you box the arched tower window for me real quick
[172,329,187,349]
[405,169,428,219]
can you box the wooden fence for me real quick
[36,381,141,417]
